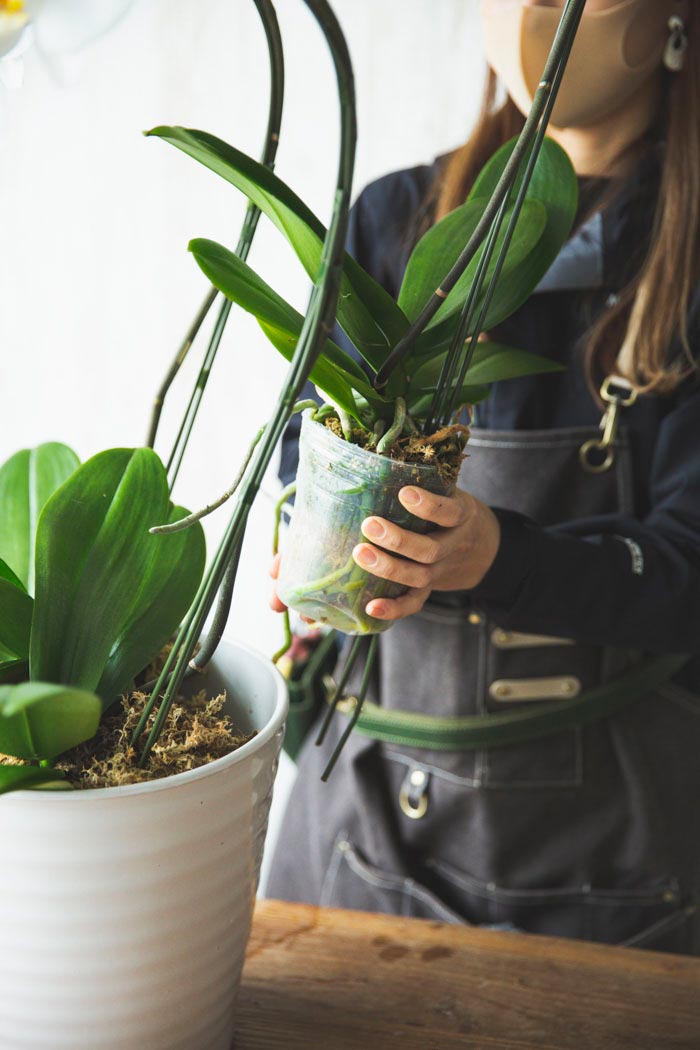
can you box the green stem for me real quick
[271,480,297,664]
[271,611,292,665]
[337,405,354,440]
[321,634,378,781]
[314,402,336,422]
[136,0,357,768]
[286,554,357,598]
[146,0,285,478]
[315,634,364,746]
[273,482,297,556]
[376,397,406,454]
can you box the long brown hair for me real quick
[432,20,700,396]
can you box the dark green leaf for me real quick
[0,557,25,591]
[258,322,363,422]
[413,137,577,358]
[410,342,564,392]
[189,237,387,417]
[405,199,546,348]
[470,135,578,271]
[0,561,29,678]
[147,126,410,371]
[30,448,205,707]
[0,682,101,760]
[0,764,68,796]
[0,575,33,663]
[0,443,80,594]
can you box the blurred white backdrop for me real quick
[0,0,485,889]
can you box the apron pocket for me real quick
[320,833,466,924]
[425,857,691,951]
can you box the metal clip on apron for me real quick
[329,375,688,810]
[579,376,638,474]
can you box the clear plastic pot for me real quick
[277,412,454,635]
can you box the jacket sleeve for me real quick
[470,377,700,655]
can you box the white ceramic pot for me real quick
[0,640,288,1050]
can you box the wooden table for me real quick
[234,900,700,1050]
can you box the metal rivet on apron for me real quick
[337,839,350,853]
[489,677,582,702]
[399,765,429,820]
[605,292,620,308]
[468,612,483,626]
[491,628,575,650]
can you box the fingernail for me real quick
[368,602,386,618]
[402,487,420,506]
[354,544,377,567]
[362,517,385,540]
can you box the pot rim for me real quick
[302,410,445,479]
[3,639,288,803]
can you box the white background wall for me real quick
[0,0,485,888]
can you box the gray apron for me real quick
[267,419,700,955]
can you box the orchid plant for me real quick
[0,442,205,793]
[148,125,578,445]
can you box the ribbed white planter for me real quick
[0,641,288,1050]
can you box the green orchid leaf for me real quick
[258,322,364,423]
[147,126,410,371]
[95,500,206,703]
[470,135,578,272]
[188,237,387,417]
[0,682,101,760]
[0,764,68,796]
[409,385,490,419]
[0,557,25,591]
[0,563,31,684]
[412,137,577,359]
[404,198,547,344]
[30,448,205,707]
[0,575,33,665]
[0,442,80,594]
[410,342,564,392]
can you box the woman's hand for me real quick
[269,552,286,613]
[352,486,501,622]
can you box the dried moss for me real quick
[57,690,253,789]
[323,416,468,484]
[1,689,254,790]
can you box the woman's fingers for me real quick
[366,587,431,621]
[361,515,443,564]
[353,542,434,589]
[269,553,287,612]
[398,486,472,528]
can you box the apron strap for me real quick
[329,653,689,751]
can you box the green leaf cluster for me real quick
[0,444,205,795]
[148,126,578,423]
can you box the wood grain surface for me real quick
[233,899,700,1050]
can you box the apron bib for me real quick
[267,424,700,955]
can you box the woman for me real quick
[268,0,700,955]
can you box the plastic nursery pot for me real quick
[277,412,455,635]
[0,641,288,1050]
